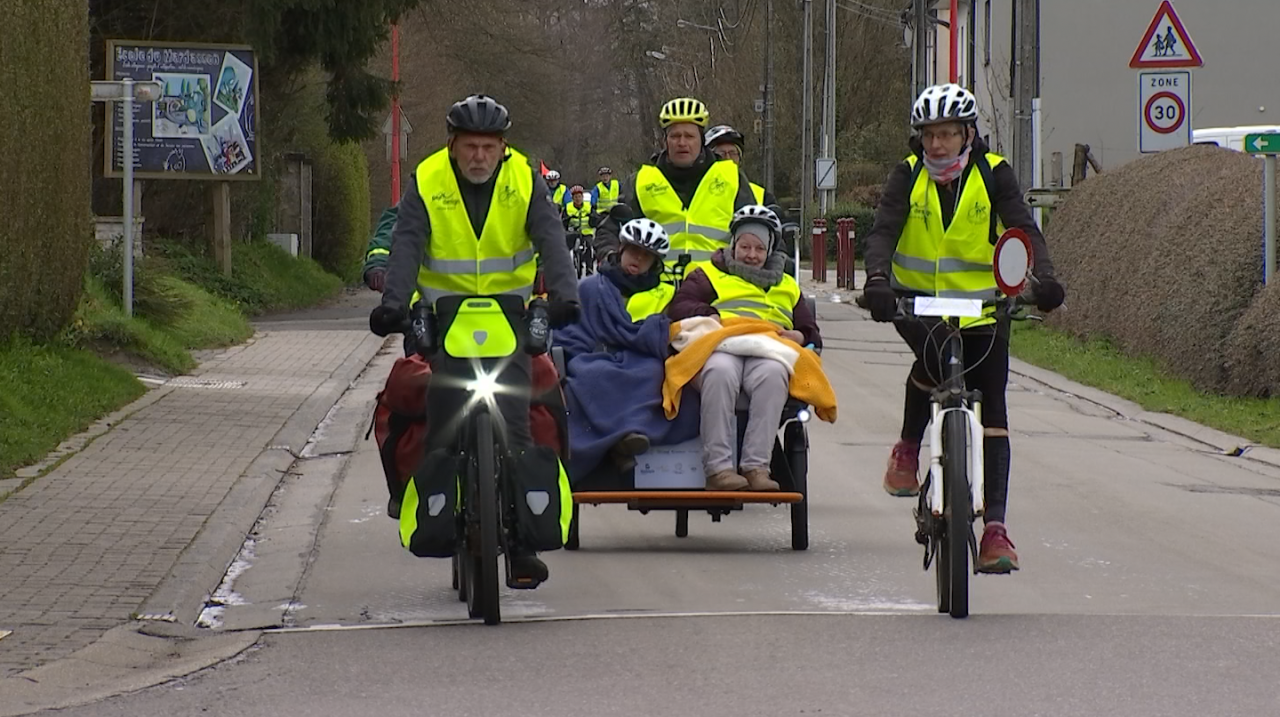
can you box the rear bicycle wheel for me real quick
[465,413,502,625]
[942,410,972,619]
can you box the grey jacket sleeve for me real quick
[382,181,431,314]
[527,170,580,304]
[862,162,914,279]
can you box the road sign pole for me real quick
[122,78,135,317]
[1266,155,1276,285]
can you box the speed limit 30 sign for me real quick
[1138,71,1191,153]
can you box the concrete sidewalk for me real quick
[0,327,384,682]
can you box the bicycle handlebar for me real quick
[397,297,552,357]
[894,291,1041,324]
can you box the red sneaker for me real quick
[882,440,921,496]
[977,522,1020,574]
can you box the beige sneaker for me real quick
[741,468,780,492]
[706,470,749,491]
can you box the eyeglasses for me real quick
[920,128,965,142]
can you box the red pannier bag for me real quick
[371,353,567,495]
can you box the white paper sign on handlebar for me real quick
[914,297,984,318]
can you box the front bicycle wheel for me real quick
[465,413,502,625]
[942,410,972,619]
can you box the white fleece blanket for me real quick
[670,316,799,376]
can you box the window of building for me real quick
[983,0,991,67]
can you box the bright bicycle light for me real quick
[469,371,500,402]
[797,408,811,423]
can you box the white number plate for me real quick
[914,297,983,318]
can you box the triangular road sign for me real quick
[1129,1,1203,68]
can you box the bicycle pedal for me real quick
[506,576,543,590]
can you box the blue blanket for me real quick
[555,275,701,482]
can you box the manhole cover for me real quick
[167,377,247,389]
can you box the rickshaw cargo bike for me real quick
[552,237,817,551]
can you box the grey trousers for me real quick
[692,352,790,476]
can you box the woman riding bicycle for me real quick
[860,83,1065,574]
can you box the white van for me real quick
[1192,125,1280,153]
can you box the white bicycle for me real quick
[898,229,1041,619]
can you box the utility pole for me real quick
[818,0,836,214]
[763,0,775,192]
[391,21,402,203]
[801,0,814,224]
[1012,0,1039,189]
[913,0,929,99]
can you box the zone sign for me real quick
[1138,71,1191,153]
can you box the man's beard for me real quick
[461,166,496,184]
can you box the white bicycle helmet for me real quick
[546,170,560,181]
[910,83,978,128]
[619,218,670,259]
[705,124,745,148]
[730,205,783,239]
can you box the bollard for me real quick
[835,218,852,289]
[811,218,827,283]
[847,216,857,290]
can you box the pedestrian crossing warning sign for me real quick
[1129,1,1203,69]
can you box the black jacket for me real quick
[862,137,1055,281]
[382,150,579,313]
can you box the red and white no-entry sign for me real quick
[1138,71,1191,153]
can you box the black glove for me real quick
[1033,276,1065,312]
[546,300,581,329]
[862,275,899,323]
[364,267,386,292]
[369,305,405,337]
[608,204,634,223]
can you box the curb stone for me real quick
[139,333,388,627]
[0,623,259,717]
[0,333,388,716]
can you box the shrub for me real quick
[1044,144,1263,394]
[0,0,91,340]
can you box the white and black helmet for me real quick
[546,170,560,181]
[618,218,670,259]
[730,205,783,239]
[705,124,745,148]
[910,83,978,128]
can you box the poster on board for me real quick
[105,40,260,180]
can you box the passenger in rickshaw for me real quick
[665,205,833,491]
[555,219,702,481]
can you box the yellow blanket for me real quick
[663,316,838,423]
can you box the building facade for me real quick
[922,0,1280,184]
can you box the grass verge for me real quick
[0,338,145,479]
[1011,322,1280,448]
[70,276,253,374]
[153,239,343,315]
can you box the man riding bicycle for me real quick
[369,93,581,586]
[860,83,1065,574]
[563,185,596,241]
[545,169,568,209]
[593,166,621,213]
[593,97,756,281]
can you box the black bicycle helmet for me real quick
[446,94,512,135]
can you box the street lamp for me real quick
[91,78,163,317]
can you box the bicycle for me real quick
[895,229,1040,619]
[399,294,553,626]
[568,231,595,278]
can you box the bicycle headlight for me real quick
[797,408,811,423]
[469,370,500,402]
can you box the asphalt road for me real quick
[38,294,1280,716]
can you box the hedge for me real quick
[0,0,91,340]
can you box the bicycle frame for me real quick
[924,333,986,520]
